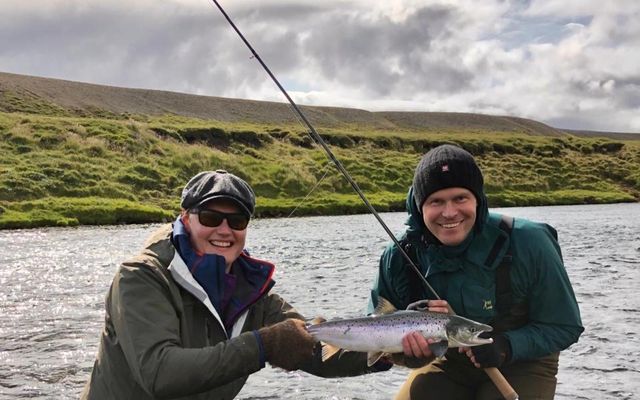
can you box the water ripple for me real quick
[1,203,639,399]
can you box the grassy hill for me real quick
[1,72,638,229]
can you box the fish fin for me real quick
[367,351,384,367]
[321,343,342,362]
[428,340,449,358]
[373,296,398,316]
[309,316,326,325]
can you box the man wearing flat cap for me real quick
[82,170,389,400]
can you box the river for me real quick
[0,203,638,399]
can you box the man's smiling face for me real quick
[421,187,477,246]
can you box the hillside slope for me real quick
[0,71,606,137]
[0,72,638,229]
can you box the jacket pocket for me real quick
[460,284,496,322]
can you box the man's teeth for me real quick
[210,241,232,248]
[441,222,461,229]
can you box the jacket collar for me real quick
[167,218,276,336]
[417,213,510,274]
[168,251,223,326]
[167,251,275,337]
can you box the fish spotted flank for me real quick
[307,297,493,366]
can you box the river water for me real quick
[0,203,638,399]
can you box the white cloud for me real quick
[0,0,638,132]
[524,0,638,18]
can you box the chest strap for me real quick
[489,215,529,332]
[402,240,426,305]
[488,215,514,316]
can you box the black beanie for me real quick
[413,144,485,213]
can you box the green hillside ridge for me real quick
[0,72,639,229]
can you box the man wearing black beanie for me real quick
[369,144,583,400]
[411,144,488,245]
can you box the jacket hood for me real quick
[404,186,489,245]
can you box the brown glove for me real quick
[258,319,316,371]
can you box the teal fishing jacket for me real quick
[370,188,584,362]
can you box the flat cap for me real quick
[180,170,255,216]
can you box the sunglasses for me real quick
[190,209,250,230]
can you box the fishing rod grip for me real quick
[484,367,518,400]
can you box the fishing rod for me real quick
[207,2,517,399]
[208,0,436,300]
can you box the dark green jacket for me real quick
[370,190,583,362]
[82,224,374,400]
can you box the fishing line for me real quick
[287,161,335,218]
[207,0,439,300]
[208,3,519,398]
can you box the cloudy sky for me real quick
[1,0,639,132]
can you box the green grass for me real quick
[0,197,173,229]
[0,111,638,229]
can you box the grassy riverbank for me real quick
[1,109,638,229]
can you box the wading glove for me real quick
[471,333,512,368]
[258,319,315,371]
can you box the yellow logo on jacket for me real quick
[483,300,493,310]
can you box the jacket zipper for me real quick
[205,320,211,346]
